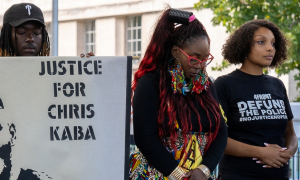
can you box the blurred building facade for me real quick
[0,0,298,101]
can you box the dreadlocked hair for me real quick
[0,24,13,56]
[132,8,220,154]
[0,23,50,56]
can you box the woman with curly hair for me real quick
[129,8,227,180]
[215,19,298,180]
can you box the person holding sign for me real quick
[214,20,298,180]
[130,8,227,180]
[0,2,94,57]
[0,3,50,56]
[0,3,95,180]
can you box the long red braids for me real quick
[132,8,220,153]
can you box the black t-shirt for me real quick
[214,69,294,179]
[133,71,227,176]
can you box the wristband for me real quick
[168,166,187,180]
[197,164,211,179]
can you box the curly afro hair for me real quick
[222,19,287,68]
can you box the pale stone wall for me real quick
[141,12,160,56]
[58,21,77,56]
[76,20,85,56]
[116,17,126,56]
[95,17,116,56]
[0,0,200,24]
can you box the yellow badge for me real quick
[179,135,203,171]
[219,104,227,125]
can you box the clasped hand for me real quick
[254,143,292,168]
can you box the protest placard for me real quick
[0,56,131,180]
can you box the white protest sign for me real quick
[0,56,131,180]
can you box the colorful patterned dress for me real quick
[129,123,216,180]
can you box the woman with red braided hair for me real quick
[129,8,227,180]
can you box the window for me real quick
[127,16,142,62]
[85,20,95,53]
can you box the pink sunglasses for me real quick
[177,46,214,67]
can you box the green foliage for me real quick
[195,0,300,101]
[211,60,231,71]
[293,94,300,102]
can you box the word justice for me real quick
[39,60,102,75]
